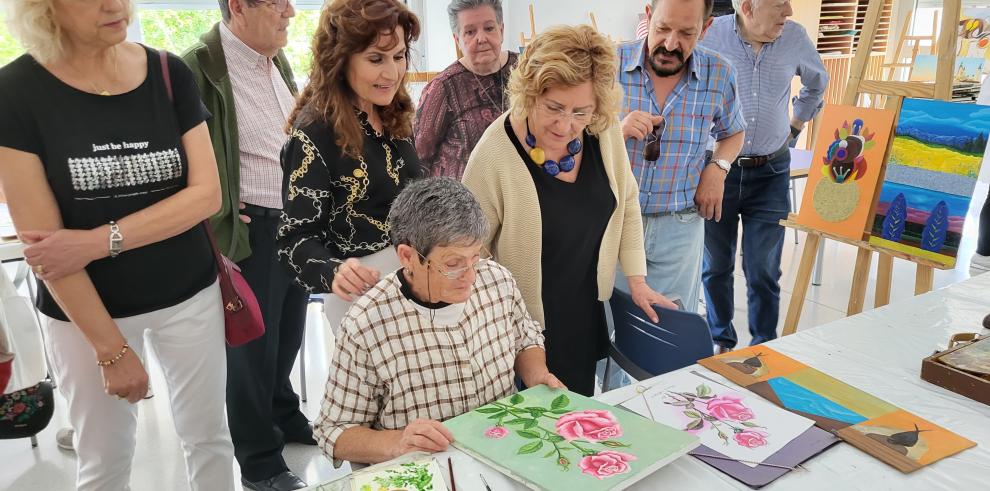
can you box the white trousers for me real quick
[323,248,401,335]
[44,281,235,491]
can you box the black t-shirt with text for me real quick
[0,46,216,321]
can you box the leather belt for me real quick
[241,203,282,218]
[734,145,789,168]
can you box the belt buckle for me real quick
[737,157,756,167]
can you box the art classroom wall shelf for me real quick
[699,347,975,473]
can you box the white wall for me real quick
[418,0,648,71]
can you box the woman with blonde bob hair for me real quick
[0,0,234,489]
[278,0,423,331]
[462,25,676,395]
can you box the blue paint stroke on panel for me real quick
[767,377,868,425]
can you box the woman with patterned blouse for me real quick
[278,0,423,331]
[413,0,517,178]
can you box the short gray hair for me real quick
[447,0,503,34]
[731,0,753,11]
[388,177,489,258]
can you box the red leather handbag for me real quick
[159,50,265,347]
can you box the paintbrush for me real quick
[447,457,456,491]
[479,473,493,491]
[691,452,802,470]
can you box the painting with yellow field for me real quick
[869,98,990,268]
[795,105,896,241]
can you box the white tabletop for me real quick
[314,274,990,491]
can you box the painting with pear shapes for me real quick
[869,98,990,267]
[699,346,976,473]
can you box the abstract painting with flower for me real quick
[642,371,813,468]
[443,386,698,491]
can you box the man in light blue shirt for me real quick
[699,0,827,352]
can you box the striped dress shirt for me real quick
[220,22,296,209]
[618,40,746,214]
[700,15,828,156]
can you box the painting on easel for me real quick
[795,105,897,240]
[869,98,990,268]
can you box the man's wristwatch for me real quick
[790,125,802,139]
[708,158,731,174]
[108,221,123,258]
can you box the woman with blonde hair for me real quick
[462,25,676,395]
[0,0,233,489]
[278,0,423,331]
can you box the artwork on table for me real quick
[868,98,990,267]
[958,9,990,65]
[349,458,447,491]
[699,346,976,473]
[939,337,990,376]
[908,54,984,83]
[795,105,897,240]
[638,371,814,468]
[443,385,698,491]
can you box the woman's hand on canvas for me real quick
[627,277,678,323]
[331,258,381,302]
[21,228,103,281]
[392,419,454,458]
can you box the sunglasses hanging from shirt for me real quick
[525,120,582,176]
[644,118,667,162]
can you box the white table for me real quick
[312,274,990,491]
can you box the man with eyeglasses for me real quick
[182,0,307,489]
[699,0,827,354]
[315,177,563,466]
[616,0,746,314]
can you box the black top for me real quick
[0,47,216,321]
[277,109,423,293]
[504,118,616,396]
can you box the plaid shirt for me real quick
[617,40,746,214]
[314,260,544,466]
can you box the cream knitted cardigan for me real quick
[462,113,648,327]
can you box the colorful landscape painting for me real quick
[699,346,976,473]
[868,98,990,267]
[795,105,897,240]
[909,55,984,83]
[443,386,698,490]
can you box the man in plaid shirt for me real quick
[616,0,746,313]
[314,178,563,467]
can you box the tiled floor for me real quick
[1,181,987,490]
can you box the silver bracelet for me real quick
[108,221,123,258]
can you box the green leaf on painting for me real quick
[517,441,544,455]
[510,393,524,405]
[505,418,530,426]
[487,411,508,420]
[523,419,539,429]
[685,419,704,431]
[600,440,630,448]
[516,430,541,439]
[550,394,570,410]
[543,449,557,458]
[528,409,544,418]
[546,434,565,443]
[741,421,760,427]
[475,407,502,414]
[684,411,702,419]
[549,408,571,414]
[696,384,712,397]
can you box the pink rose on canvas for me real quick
[578,451,637,479]
[705,395,754,421]
[734,429,769,448]
[484,426,508,439]
[555,410,623,442]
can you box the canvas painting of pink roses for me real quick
[642,371,813,468]
[444,385,698,491]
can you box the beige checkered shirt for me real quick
[314,260,544,466]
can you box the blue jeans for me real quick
[615,209,705,313]
[703,151,791,348]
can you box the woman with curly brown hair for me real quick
[277,0,423,332]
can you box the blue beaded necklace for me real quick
[525,120,582,176]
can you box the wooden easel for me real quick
[880,10,940,83]
[519,3,536,48]
[782,0,962,336]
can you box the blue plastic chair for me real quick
[601,288,714,392]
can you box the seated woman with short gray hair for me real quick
[313,177,564,466]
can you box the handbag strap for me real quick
[158,50,239,312]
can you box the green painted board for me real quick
[443,386,699,490]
